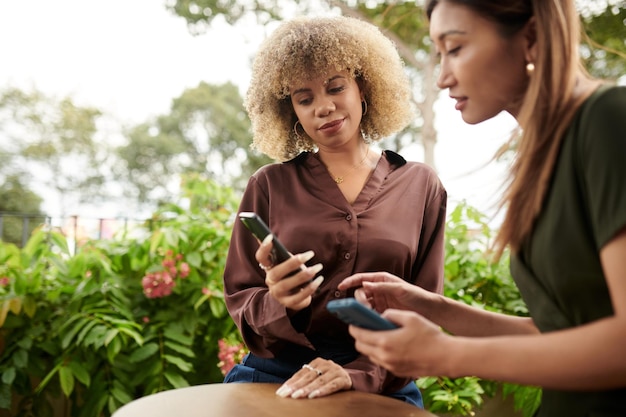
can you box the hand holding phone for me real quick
[327,298,398,330]
[238,212,292,264]
[239,211,307,279]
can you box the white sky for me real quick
[0,0,515,221]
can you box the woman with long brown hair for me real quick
[339,1,626,415]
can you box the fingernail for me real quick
[262,234,273,245]
[311,276,324,288]
[298,250,315,262]
[276,385,293,397]
[308,263,323,274]
[291,389,305,399]
[308,390,320,399]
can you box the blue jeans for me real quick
[224,352,423,408]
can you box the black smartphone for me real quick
[238,211,292,265]
[327,298,398,331]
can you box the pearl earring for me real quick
[526,62,535,76]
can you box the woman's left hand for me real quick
[275,358,352,399]
[349,309,450,378]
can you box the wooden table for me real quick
[112,383,436,417]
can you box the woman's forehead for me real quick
[288,71,353,90]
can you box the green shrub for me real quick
[0,174,243,416]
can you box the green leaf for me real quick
[164,371,190,389]
[164,340,195,358]
[110,381,133,404]
[163,325,192,345]
[12,349,28,368]
[83,324,108,347]
[1,367,16,384]
[107,395,118,415]
[104,328,119,346]
[49,232,71,256]
[129,343,159,363]
[69,361,91,387]
[149,230,164,254]
[185,251,202,268]
[193,293,210,310]
[106,336,123,363]
[117,326,144,345]
[21,295,36,317]
[61,317,90,349]
[209,297,226,318]
[59,366,75,396]
[163,355,192,372]
[75,320,99,346]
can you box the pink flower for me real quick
[141,251,192,297]
[217,339,247,376]
[178,262,190,278]
[0,277,9,287]
[201,287,211,296]
[141,271,176,299]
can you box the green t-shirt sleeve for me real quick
[579,86,626,249]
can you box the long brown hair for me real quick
[427,0,593,258]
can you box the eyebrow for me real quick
[437,29,466,41]
[291,75,346,96]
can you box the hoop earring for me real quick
[526,62,535,77]
[361,100,368,116]
[293,120,303,139]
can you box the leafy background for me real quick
[1,175,539,417]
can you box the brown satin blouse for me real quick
[223,150,447,394]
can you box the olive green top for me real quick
[510,85,626,417]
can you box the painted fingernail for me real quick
[276,385,293,397]
[308,263,323,274]
[262,234,273,246]
[298,250,315,262]
[291,389,305,399]
[308,390,321,399]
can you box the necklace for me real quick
[325,147,370,184]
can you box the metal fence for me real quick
[0,212,147,250]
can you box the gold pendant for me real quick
[334,177,344,184]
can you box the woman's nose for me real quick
[316,97,336,116]
[436,59,454,90]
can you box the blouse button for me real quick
[345,214,352,221]
[334,290,342,298]
[344,252,351,260]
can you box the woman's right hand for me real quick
[256,234,324,311]
[338,272,436,315]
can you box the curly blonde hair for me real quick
[245,15,414,161]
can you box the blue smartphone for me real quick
[327,298,398,330]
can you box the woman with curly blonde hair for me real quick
[245,15,415,161]
[222,15,447,407]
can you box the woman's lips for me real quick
[453,97,467,111]
[319,119,344,133]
